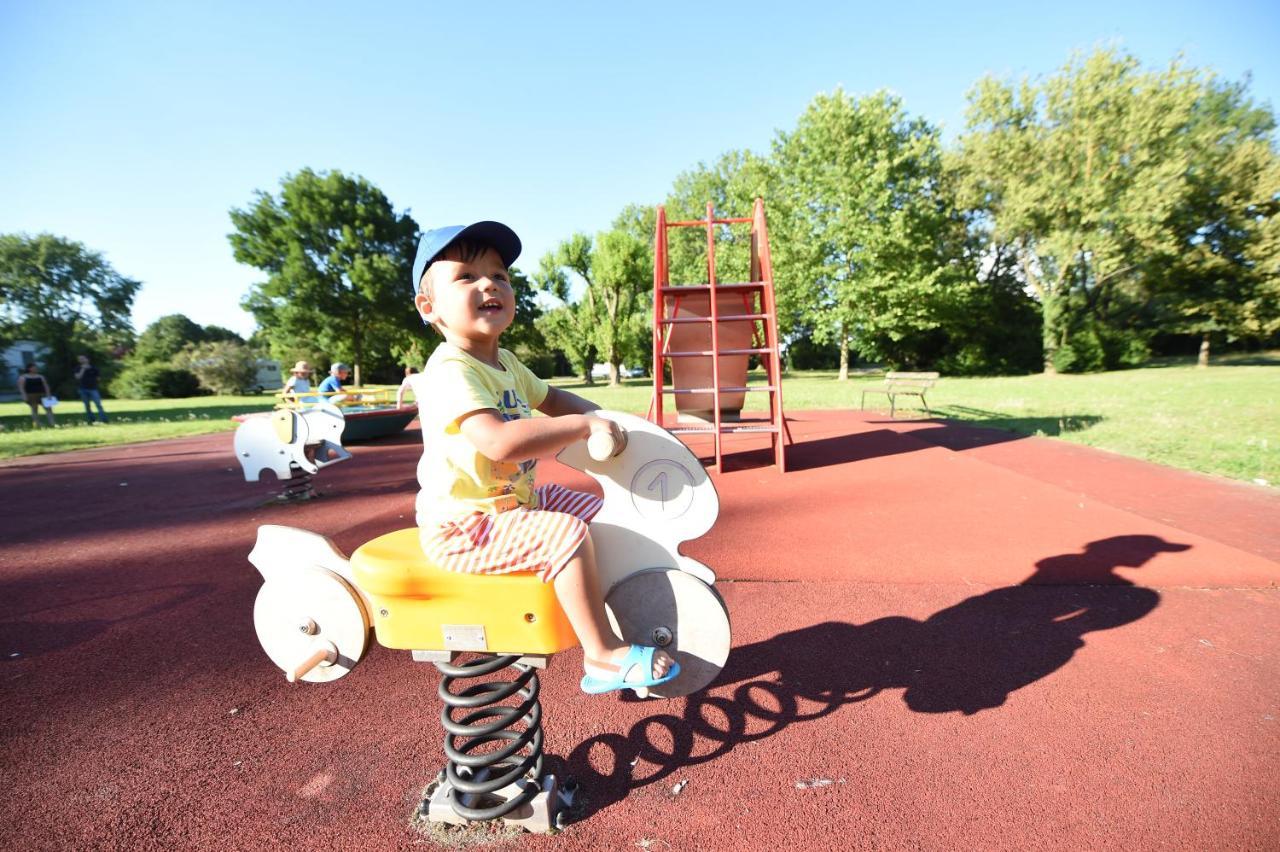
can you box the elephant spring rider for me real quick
[233,402,351,500]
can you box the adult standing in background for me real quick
[75,354,108,424]
[18,363,56,427]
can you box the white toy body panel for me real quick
[233,403,350,482]
[249,524,367,599]
[556,411,719,591]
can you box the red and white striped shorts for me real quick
[419,484,603,583]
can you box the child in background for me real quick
[410,221,677,695]
[395,366,419,409]
[318,363,351,405]
[283,361,313,401]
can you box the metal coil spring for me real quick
[280,468,316,501]
[435,654,544,821]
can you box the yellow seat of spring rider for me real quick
[349,528,577,656]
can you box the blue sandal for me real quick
[581,644,680,695]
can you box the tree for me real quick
[535,236,600,384]
[664,150,777,304]
[772,89,968,377]
[175,339,259,394]
[1149,82,1280,365]
[0,233,139,392]
[229,168,420,385]
[535,304,597,383]
[535,208,653,385]
[201,325,245,345]
[132,314,207,363]
[953,48,1266,372]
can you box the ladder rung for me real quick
[664,385,777,394]
[666,217,753,227]
[664,347,773,358]
[660,313,770,324]
[669,425,781,434]
[660,282,768,293]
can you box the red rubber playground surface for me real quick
[1,410,1277,850]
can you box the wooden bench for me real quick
[859,371,939,418]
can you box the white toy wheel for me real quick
[604,568,731,698]
[252,568,370,683]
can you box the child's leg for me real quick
[552,533,673,679]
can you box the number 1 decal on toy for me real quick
[632,459,696,520]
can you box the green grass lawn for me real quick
[553,353,1279,486]
[3,356,1277,485]
[0,395,277,459]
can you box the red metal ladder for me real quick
[648,198,791,472]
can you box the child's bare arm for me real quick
[459,408,602,463]
[536,386,599,417]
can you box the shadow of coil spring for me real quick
[434,654,544,821]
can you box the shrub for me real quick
[177,340,260,394]
[110,364,203,398]
[517,348,557,379]
[785,334,841,370]
[1053,324,1152,373]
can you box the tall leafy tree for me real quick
[229,168,419,384]
[0,233,139,391]
[535,234,598,384]
[1150,81,1280,365]
[664,151,777,299]
[535,206,653,385]
[953,48,1268,372]
[132,314,208,363]
[534,304,597,383]
[773,89,967,377]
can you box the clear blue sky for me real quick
[3,0,1278,338]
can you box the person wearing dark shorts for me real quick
[18,363,55,427]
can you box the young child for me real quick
[318,363,351,404]
[410,220,676,695]
[283,360,314,402]
[395,366,419,409]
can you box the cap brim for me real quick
[452,221,521,268]
[411,220,522,294]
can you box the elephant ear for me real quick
[271,410,298,444]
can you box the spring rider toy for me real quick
[247,410,731,830]
[233,402,351,500]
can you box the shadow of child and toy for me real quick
[555,534,1183,819]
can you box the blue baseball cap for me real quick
[411,221,522,294]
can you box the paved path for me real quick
[1,412,1275,850]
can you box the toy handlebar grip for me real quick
[587,430,624,461]
[286,642,337,683]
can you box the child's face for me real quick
[415,246,514,343]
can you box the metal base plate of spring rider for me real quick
[247,411,731,832]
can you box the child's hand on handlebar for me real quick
[585,415,627,460]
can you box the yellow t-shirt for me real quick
[414,342,550,525]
